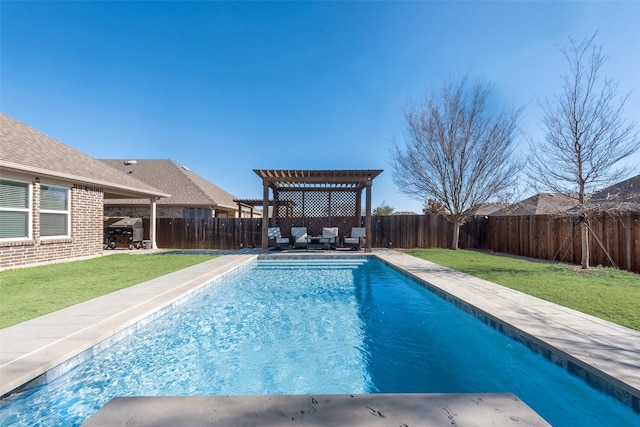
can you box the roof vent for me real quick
[124,160,137,165]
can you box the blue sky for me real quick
[2,1,639,213]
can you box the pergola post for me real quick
[365,178,372,253]
[355,189,362,227]
[261,181,270,253]
[272,190,279,227]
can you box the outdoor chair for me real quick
[322,227,339,249]
[291,227,308,248]
[344,227,366,250]
[268,227,290,249]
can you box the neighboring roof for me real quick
[0,113,168,199]
[494,193,578,216]
[233,199,293,208]
[468,203,510,216]
[100,159,238,210]
[590,175,640,211]
[392,211,418,216]
[254,169,383,191]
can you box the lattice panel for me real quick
[275,190,359,238]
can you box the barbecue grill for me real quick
[104,217,144,250]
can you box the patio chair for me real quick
[322,227,339,249]
[291,227,308,248]
[344,227,366,250]
[268,227,290,249]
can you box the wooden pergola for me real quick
[254,169,383,253]
[233,198,296,218]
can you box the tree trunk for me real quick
[451,221,460,250]
[580,218,590,269]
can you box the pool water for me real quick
[0,258,637,426]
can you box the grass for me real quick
[404,248,640,331]
[0,253,218,329]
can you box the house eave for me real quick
[104,200,238,211]
[0,161,170,199]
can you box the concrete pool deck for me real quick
[81,393,550,426]
[1,249,639,424]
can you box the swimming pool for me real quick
[0,257,637,426]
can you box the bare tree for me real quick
[392,79,522,249]
[529,34,640,269]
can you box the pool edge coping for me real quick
[82,393,552,426]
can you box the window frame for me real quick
[182,207,212,218]
[0,178,33,241]
[39,183,71,239]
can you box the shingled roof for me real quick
[100,159,238,209]
[494,193,578,216]
[0,113,168,199]
[591,174,640,211]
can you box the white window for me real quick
[40,185,70,238]
[183,207,212,218]
[0,179,32,240]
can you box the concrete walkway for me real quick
[1,249,638,424]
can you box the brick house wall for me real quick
[71,184,104,256]
[0,182,104,270]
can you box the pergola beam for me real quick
[277,187,362,193]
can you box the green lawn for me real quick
[0,254,218,329]
[404,248,640,331]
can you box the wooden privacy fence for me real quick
[485,212,640,273]
[143,212,640,273]
[369,214,484,250]
[144,218,262,250]
[145,216,464,251]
